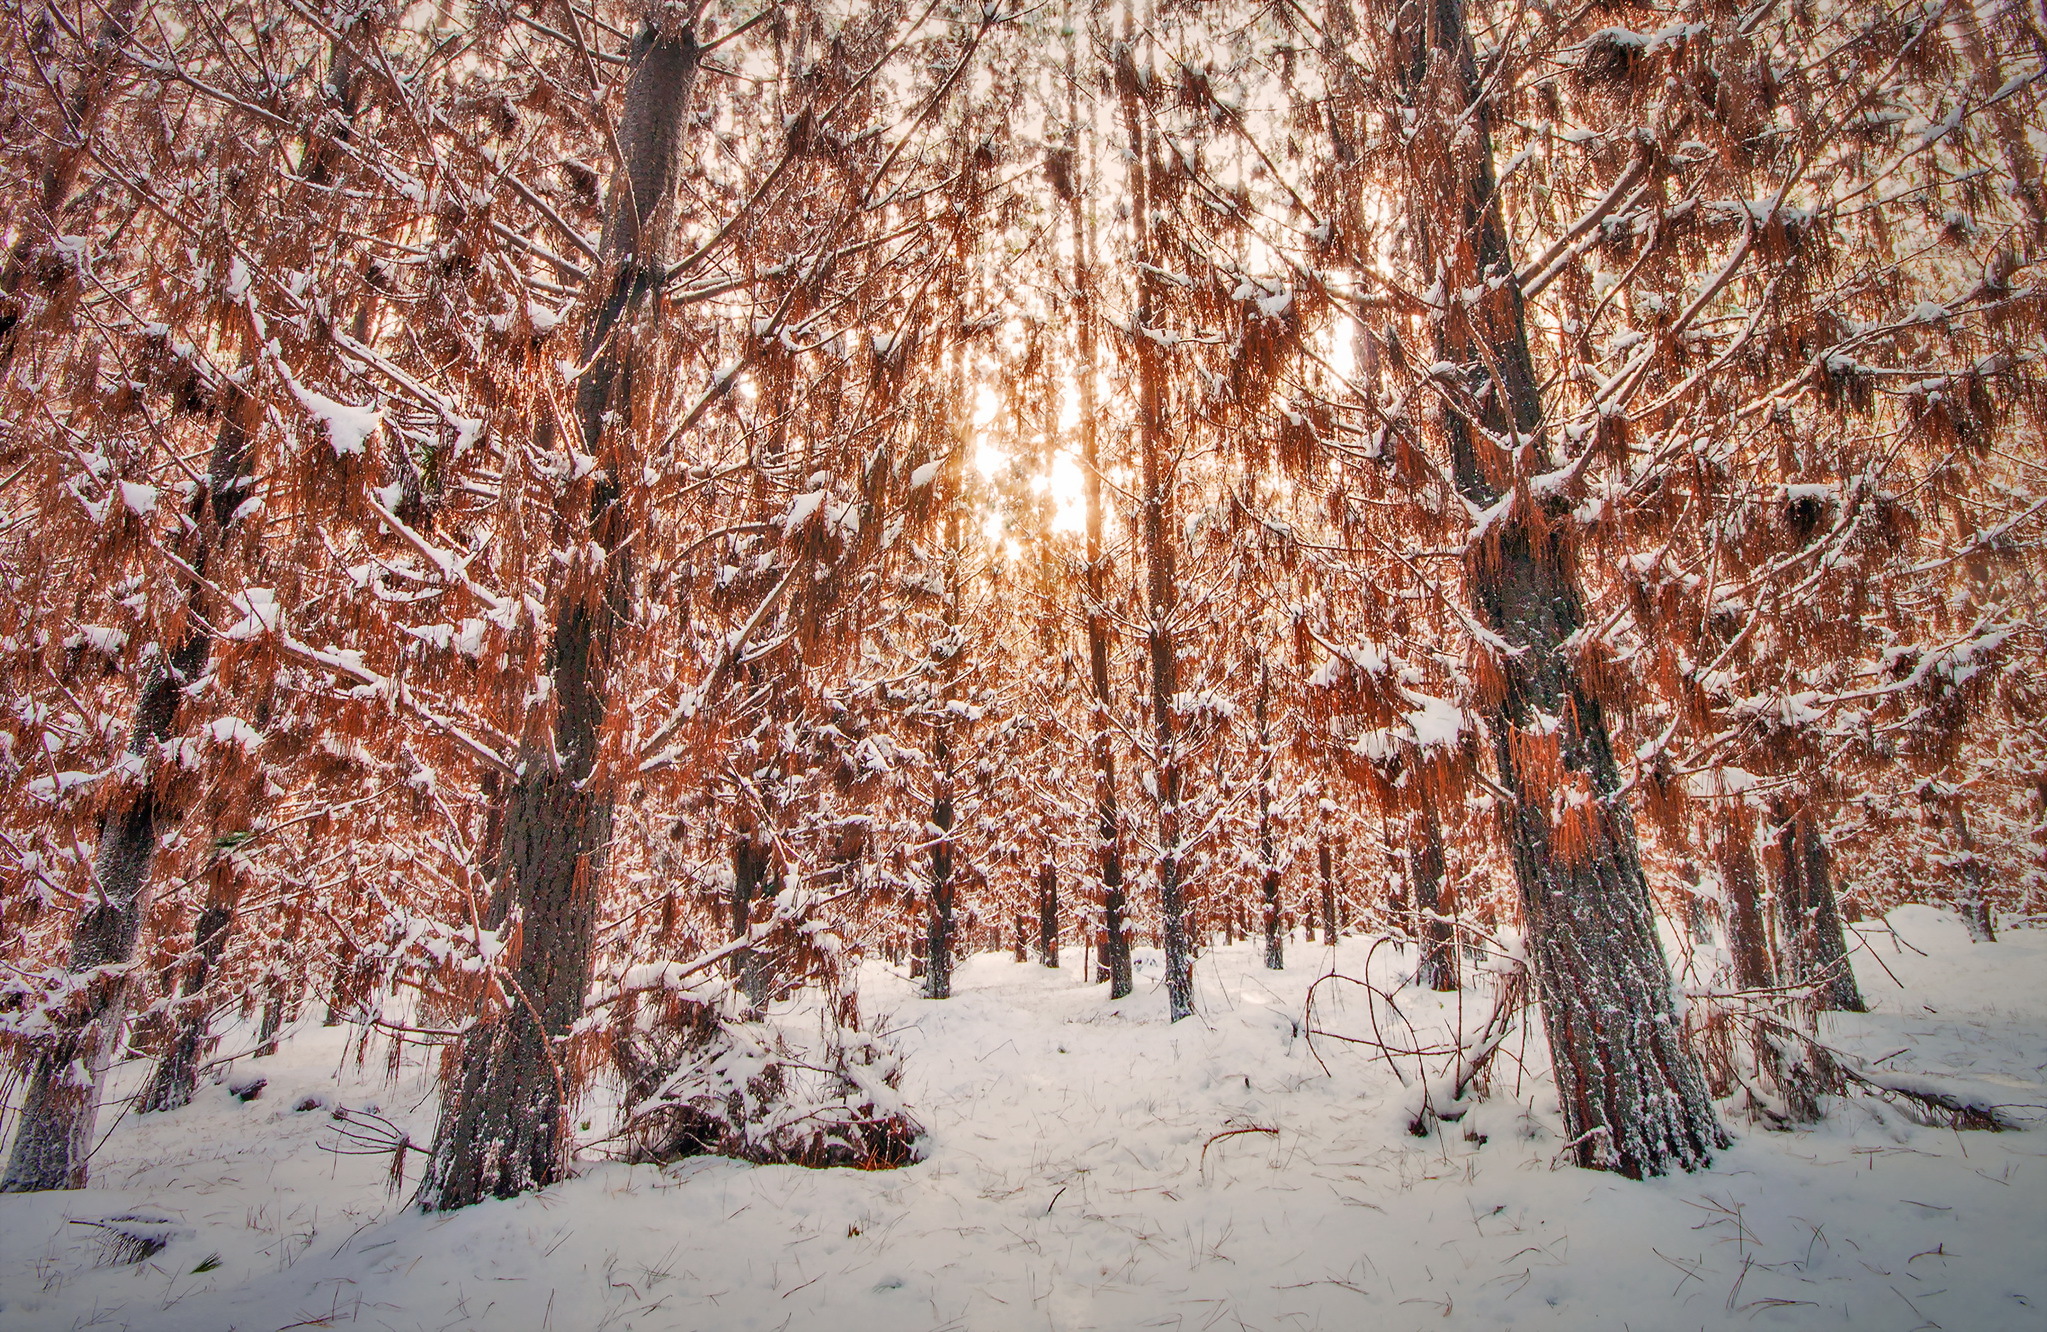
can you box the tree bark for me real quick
[1947,799,1997,943]
[1773,807,1865,1011]
[415,26,699,1212]
[1319,836,1338,946]
[1718,826,1774,993]
[137,899,234,1113]
[1391,0,1720,1176]
[1036,861,1060,967]
[1717,814,1823,1121]
[1412,808,1458,992]
[0,0,140,360]
[3,382,255,1191]
[1066,31,1131,1002]
[1255,658,1284,970]
[924,747,957,1000]
[732,835,772,1011]
[1116,40,1192,1023]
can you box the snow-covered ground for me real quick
[2,905,2043,1331]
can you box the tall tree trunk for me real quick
[1255,658,1284,970]
[925,740,957,1000]
[1773,806,1864,1011]
[137,894,235,1114]
[924,419,969,999]
[1391,0,1719,1177]
[732,834,771,1011]
[416,26,699,1212]
[3,382,256,1191]
[1036,861,1060,967]
[1412,808,1457,991]
[1066,29,1131,1002]
[1717,814,1822,1121]
[1679,861,1715,946]
[1718,819,1775,994]
[95,10,373,1102]
[1116,40,1192,1023]
[1947,798,1997,943]
[0,0,139,360]
[1318,835,1338,946]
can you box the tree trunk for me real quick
[1773,807,1864,1011]
[1679,861,1715,946]
[732,835,771,1011]
[254,980,287,1059]
[1718,816,1823,1121]
[1116,41,1191,1023]
[415,27,699,1212]
[137,899,235,1113]
[3,378,255,1190]
[1255,658,1283,970]
[924,745,957,1000]
[0,0,140,360]
[1391,0,1719,1177]
[1319,837,1338,946]
[1412,809,1457,992]
[1948,799,1997,943]
[1065,38,1131,1002]
[1718,821,1775,993]
[1037,862,1060,967]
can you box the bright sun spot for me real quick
[966,381,1090,541]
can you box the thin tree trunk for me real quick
[925,762,956,1000]
[0,0,140,360]
[415,26,699,1212]
[1116,39,1192,1023]
[254,975,287,1058]
[732,835,771,1011]
[1255,658,1283,970]
[1066,27,1131,1002]
[1948,799,1997,943]
[1412,809,1457,992]
[1717,811,1824,1121]
[1037,861,1060,967]
[137,897,235,1114]
[1391,0,1719,1177]
[1718,820,1775,993]
[1319,836,1338,946]
[1679,861,1715,945]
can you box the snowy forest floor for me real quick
[1,906,2043,1332]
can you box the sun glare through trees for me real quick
[0,0,2044,1327]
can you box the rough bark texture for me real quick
[1717,819,1823,1121]
[1774,809,1865,1011]
[924,757,957,1001]
[3,383,253,1190]
[1413,810,1458,992]
[1065,74,1130,1001]
[1318,838,1338,947]
[1395,0,1720,1177]
[1947,800,1997,944]
[415,27,699,1212]
[137,901,235,1114]
[1255,660,1284,971]
[732,836,771,1011]
[1037,862,1060,967]
[1117,41,1191,1023]
[1718,827,1775,994]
